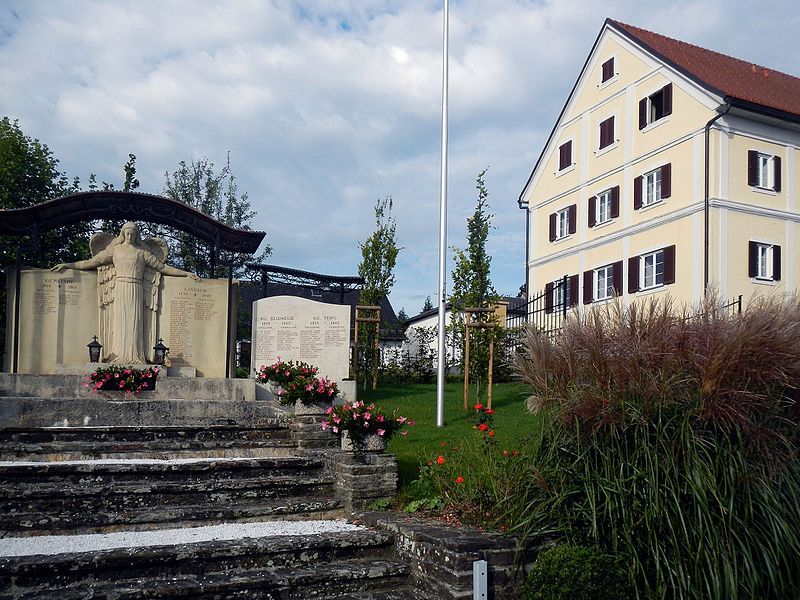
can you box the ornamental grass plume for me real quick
[512,292,800,599]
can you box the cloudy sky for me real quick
[1,1,798,316]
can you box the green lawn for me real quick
[358,382,538,487]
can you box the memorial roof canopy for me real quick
[0,191,266,254]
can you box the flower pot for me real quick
[97,377,156,391]
[340,431,387,452]
[294,398,331,415]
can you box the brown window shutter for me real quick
[628,256,640,293]
[583,270,593,304]
[602,57,614,82]
[748,241,758,277]
[773,245,781,281]
[662,83,673,116]
[559,141,571,170]
[599,117,614,148]
[568,204,577,234]
[569,275,579,307]
[663,245,676,284]
[544,282,554,314]
[638,98,648,129]
[748,150,758,186]
[588,196,596,227]
[611,260,623,295]
[549,212,556,242]
[774,157,782,192]
[661,163,672,199]
[634,176,643,209]
[611,186,620,218]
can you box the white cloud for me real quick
[1,0,798,315]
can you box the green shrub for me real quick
[512,294,800,599]
[523,544,631,600]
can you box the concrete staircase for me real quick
[0,384,413,599]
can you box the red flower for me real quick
[488,430,495,437]
[473,403,483,411]
[435,455,446,465]
[485,409,494,415]
[512,450,519,457]
[502,450,509,457]
[455,476,464,484]
[478,423,489,432]
[440,441,447,447]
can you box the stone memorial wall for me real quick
[5,269,236,377]
[251,296,350,381]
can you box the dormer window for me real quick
[639,83,673,129]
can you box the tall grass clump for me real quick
[514,294,800,599]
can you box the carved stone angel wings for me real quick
[90,232,169,363]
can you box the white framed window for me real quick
[748,240,781,282]
[756,244,771,279]
[640,250,665,289]
[552,278,571,308]
[748,150,781,192]
[757,154,771,188]
[639,84,673,129]
[597,189,612,225]
[556,208,569,240]
[643,168,662,207]
[594,265,614,301]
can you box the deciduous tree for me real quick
[356,196,401,384]
[449,168,500,399]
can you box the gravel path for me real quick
[0,520,363,557]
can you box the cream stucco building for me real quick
[519,19,800,311]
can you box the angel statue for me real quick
[52,221,200,364]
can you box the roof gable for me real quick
[519,18,800,206]
[610,20,800,119]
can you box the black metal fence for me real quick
[505,282,743,355]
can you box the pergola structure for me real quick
[246,263,363,305]
[1,191,266,376]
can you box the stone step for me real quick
[0,523,410,599]
[0,457,341,535]
[0,425,296,461]
[3,497,345,536]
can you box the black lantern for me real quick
[87,336,102,363]
[153,338,169,365]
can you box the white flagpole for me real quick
[436,0,449,428]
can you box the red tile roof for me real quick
[610,19,800,118]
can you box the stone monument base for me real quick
[0,373,265,403]
[255,379,356,404]
[53,364,198,378]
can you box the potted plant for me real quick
[84,365,159,394]
[255,359,338,413]
[321,400,414,452]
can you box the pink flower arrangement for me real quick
[321,400,414,449]
[84,365,158,393]
[255,359,338,406]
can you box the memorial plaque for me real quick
[5,268,235,377]
[251,296,350,381]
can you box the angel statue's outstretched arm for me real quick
[160,264,201,281]
[51,250,112,272]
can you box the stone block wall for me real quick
[359,512,538,600]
